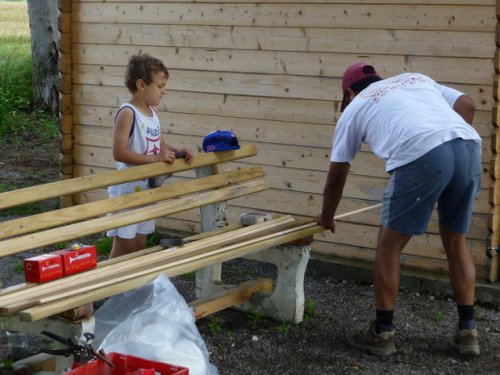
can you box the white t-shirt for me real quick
[331,73,481,172]
[108,103,162,196]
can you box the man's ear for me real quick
[345,87,356,100]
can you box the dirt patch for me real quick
[1,138,499,375]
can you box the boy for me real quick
[107,54,193,258]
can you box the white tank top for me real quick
[108,103,161,196]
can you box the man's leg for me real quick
[346,225,411,356]
[439,225,475,305]
[374,225,412,311]
[439,224,479,356]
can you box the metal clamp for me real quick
[486,246,500,258]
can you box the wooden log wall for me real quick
[59,0,497,281]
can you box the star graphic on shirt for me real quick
[144,136,161,155]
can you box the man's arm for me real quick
[453,94,475,125]
[316,162,350,233]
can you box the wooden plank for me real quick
[72,104,493,144]
[0,179,268,256]
[0,216,293,313]
[72,23,495,58]
[0,217,294,303]
[72,46,494,85]
[187,279,273,319]
[0,144,257,210]
[75,67,337,101]
[313,242,490,281]
[0,167,264,239]
[233,178,491,214]
[77,0,495,5]
[72,165,490,240]
[72,65,496,105]
[71,168,490,241]
[72,84,335,125]
[71,87,494,134]
[73,4,495,32]
[0,216,296,312]
[315,222,489,265]
[19,221,324,321]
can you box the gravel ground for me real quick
[1,254,499,375]
[174,258,500,375]
[1,138,500,374]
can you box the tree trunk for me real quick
[27,0,59,114]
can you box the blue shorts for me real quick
[380,139,481,235]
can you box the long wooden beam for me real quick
[0,178,267,256]
[0,216,296,314]
[0,167,264,239]
[19,222,324,321]
[0,144,257,210]
[189,279,273,320]
[7,204,382,320]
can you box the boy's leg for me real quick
[109,234,148,258]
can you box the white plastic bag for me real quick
[93,274,217,375]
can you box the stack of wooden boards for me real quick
[0,144,324,323]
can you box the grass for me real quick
[0,0,58,141]
[0,1,30,40]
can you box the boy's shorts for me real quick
[380,138,481,235]
[106,220,155,239]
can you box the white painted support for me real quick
[195,165,228,298]
[195,243,311,324]
[238,244,311,323]
[0,315,95,373]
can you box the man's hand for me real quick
[315,214,335,233]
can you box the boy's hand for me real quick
[159,148,176,163]
[177,148,194,164]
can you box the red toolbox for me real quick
[54,244,97,276]
[23,253,64,283]
[65,352,189,375]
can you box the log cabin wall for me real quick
[58,0,498,281]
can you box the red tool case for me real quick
[65,352,189,375]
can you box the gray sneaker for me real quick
[452,327,480,357]
[346,321,396,356]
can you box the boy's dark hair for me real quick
[125,54,169,93]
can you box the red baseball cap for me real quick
[340,63,380,111]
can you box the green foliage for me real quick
[247,309,263,331]
[0,197,58,216]
[95,237,113,257]
[0,2,58,142]
[0,40,32,133]
[207,316,223,335]
[11,262,24,275]
[53,242,68,250]
[0,357,14,374]
[146,230,161,248]
[276,321,292,335]
[475,307,486,321]
[179,271,195,281]
[435,311,445,322]
[303,298,316,323]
